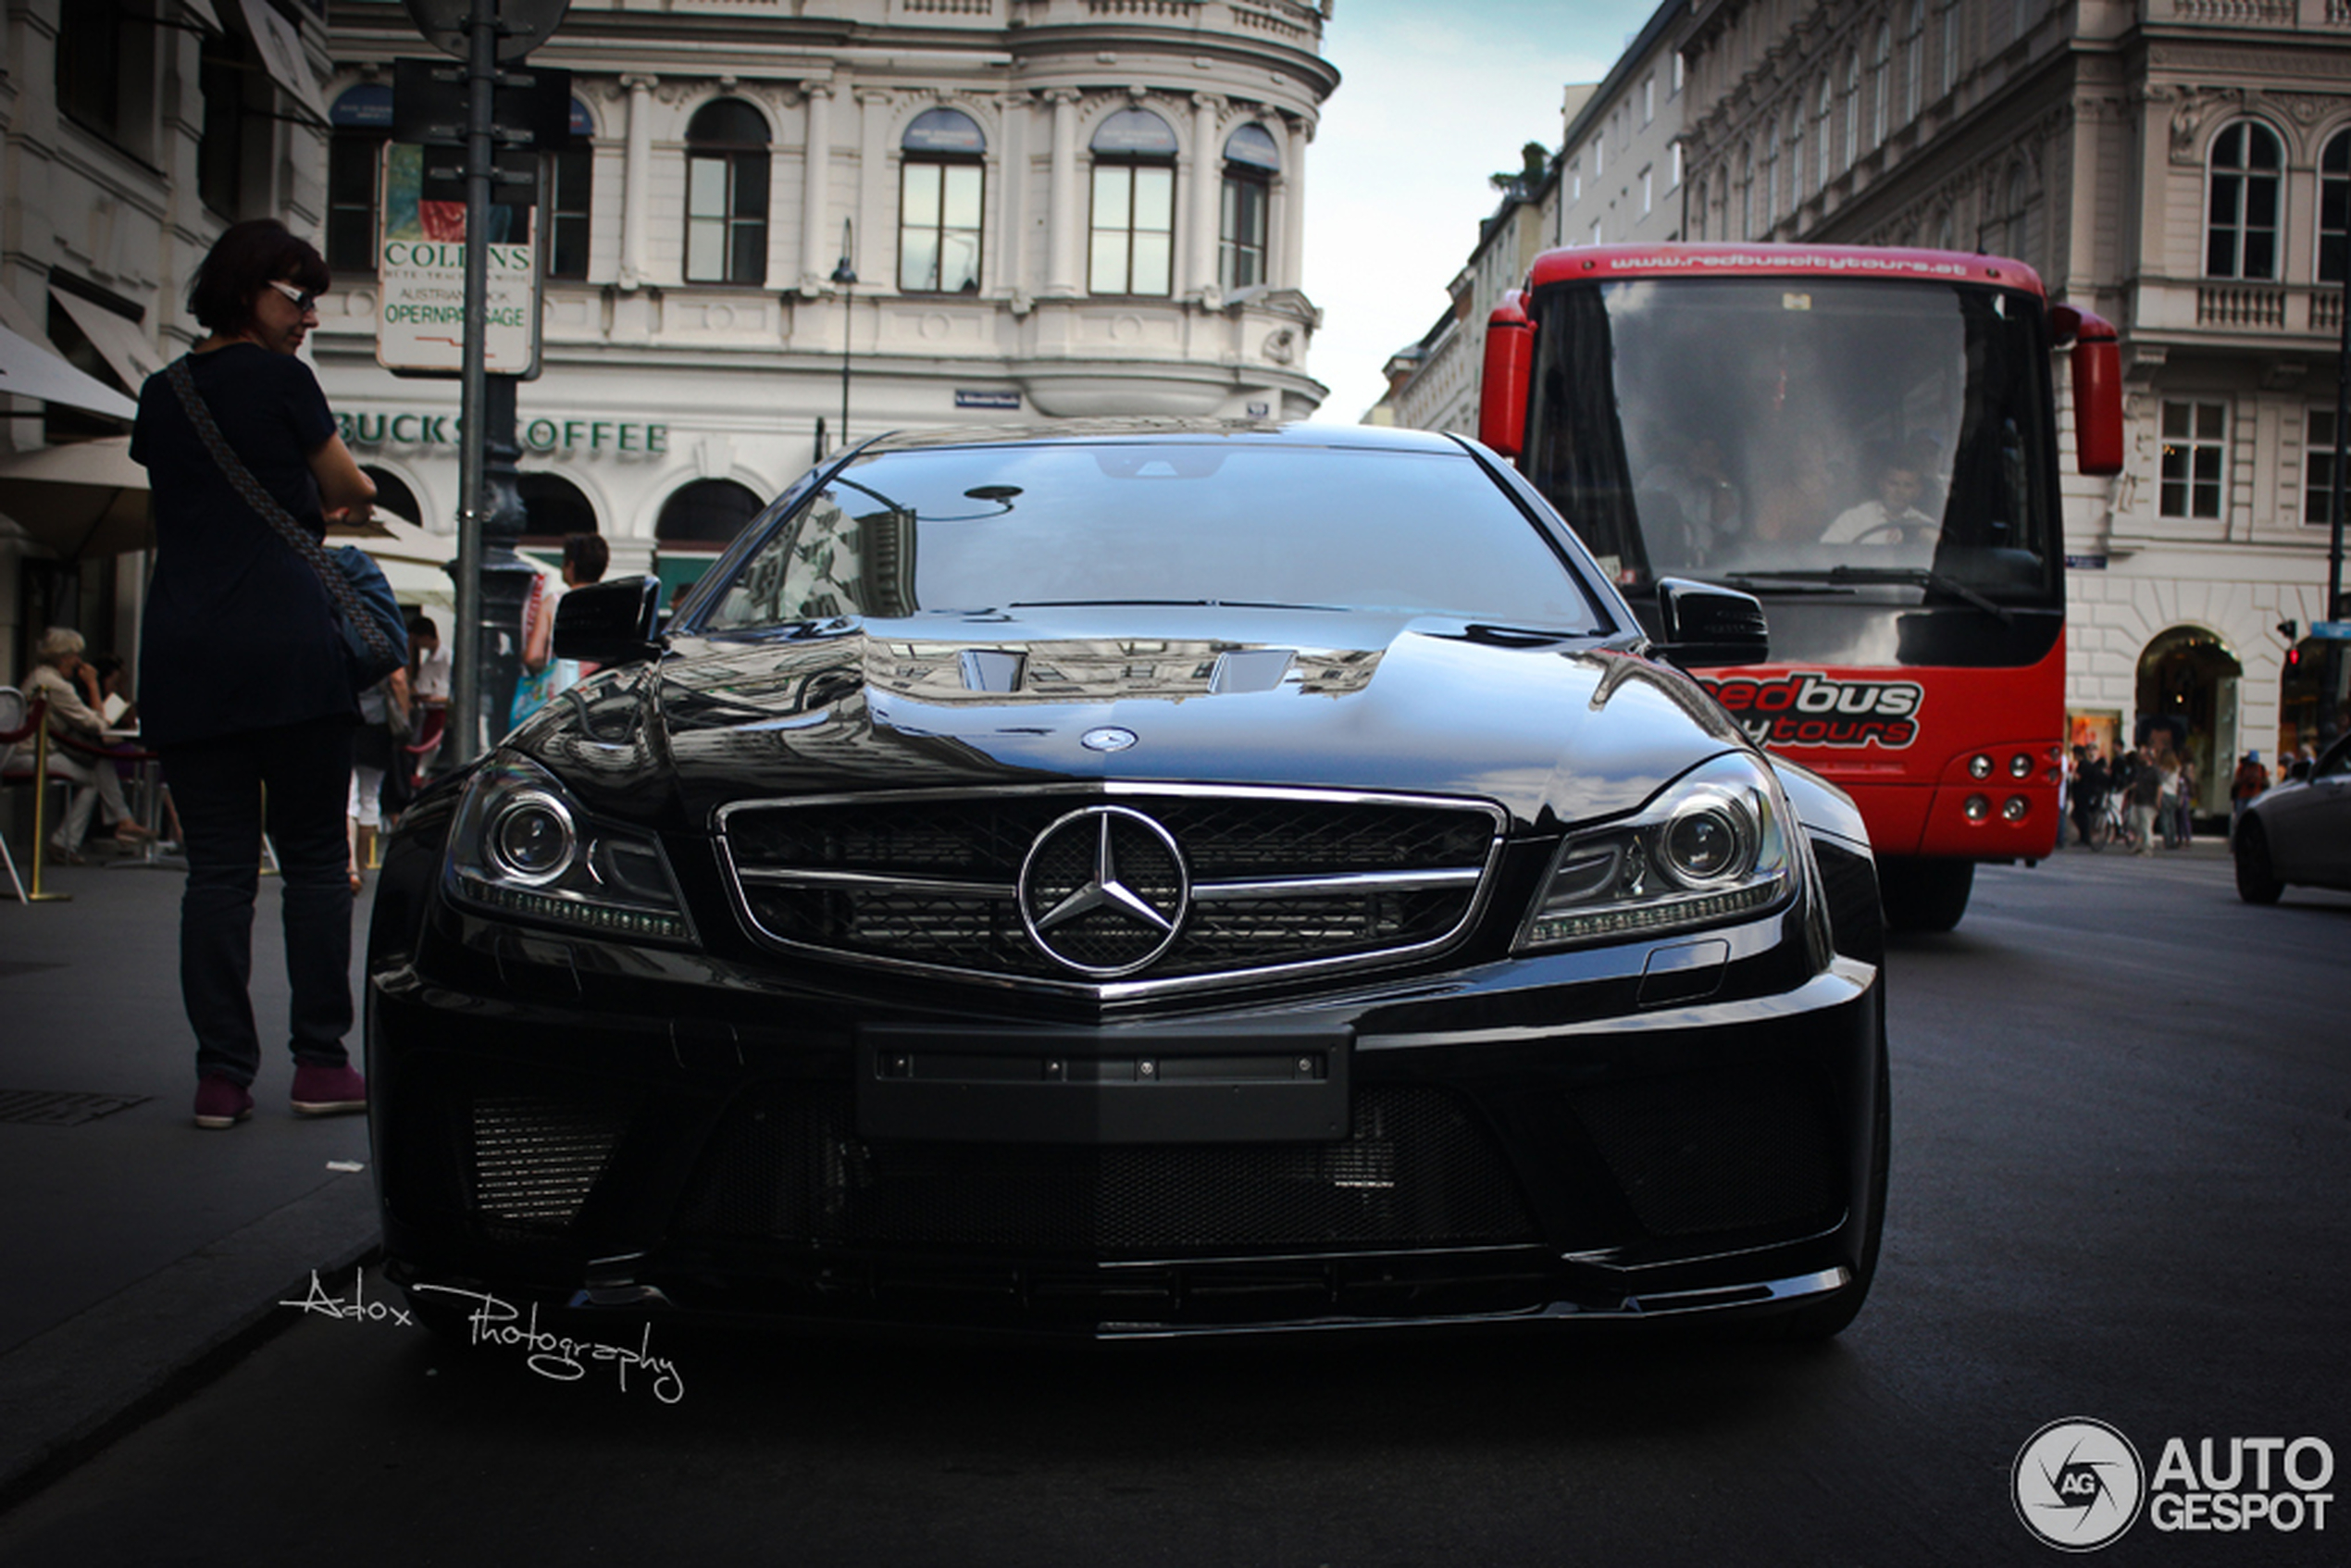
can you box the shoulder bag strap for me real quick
[164,356,400,672]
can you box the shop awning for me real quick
[49,290,167,395]
[0,321,139,422]
[0,436,151,558]
[238,0,328,125]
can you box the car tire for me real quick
[2233,818,2284,904]
[1879,858,1973,932]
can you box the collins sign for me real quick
[377,143,540,377]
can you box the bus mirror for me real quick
[1653,578,1770,669]
[2050,304,2124,477]
[1479,291,1533,459]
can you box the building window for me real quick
[1903,1,1926,123]
[2159,401,2226,520]
[1670,142,1683,190]
[56,0,124,142]
[518,472,600,543]
[199,31,263,218]
[327,86,394,274]
[1640,166,1653,217]
[899,107,986,292]
[1741,143,1756,239]
[1220,122,1280,292]
[2309,409,2341,529]
[1871,24,1892,150]
[2002,164,2031,270]
[361,467,423,527]
[1088,107,1177,296]
[1569,159,1582,204]
[2318,130,2348,285]
[1761,124,1778,230]
[685,99,770,285]
[2205,121,2282,280]
[1815,77,1833,191]
[1788,106,1805,207]
[1843,54,1860,169]
[1941,1,1960,98]
[1692,176,1709,240]
[1673,52,1685,95]
[1642,74,1655,126]
[540,98,595,280]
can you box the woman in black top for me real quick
[131,219,379,1130]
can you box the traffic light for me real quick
[2286,644,2303,669]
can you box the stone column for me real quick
[619,75,655,289]
[800,81,836,292]
[1189,93,1224,298]
[1044,90,1080,296]
[1278,116,1310,292]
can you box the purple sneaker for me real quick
[193,1076,253,1129]
[291,1063,367,1117]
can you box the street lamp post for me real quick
[831,219,856,455]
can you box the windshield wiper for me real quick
[1005,599,1348,612]
[1722,566,2016,623]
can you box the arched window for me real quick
[1692,175,1709,241]
[1761,122,1779,230]
[1740,142,1756,239]
[1220,122,1280,292]
[360,466,421,528]
[2206,120,2283,280]
[1089,107,1178,295]
[2321,129,2350,284]
[1815,77,1834,191]
[1940,0,1960,98]
[1871,24,1892,150]
[685,99,770,285]
[518,472,600,545]
[328,85,393,273]
[547,97,595,280]
[899,107,985,292]
[2000,164,2031,268]
[1788,104,1807,207]
[657,479,764,549]
[1843,54,1860,169]
[1903,1,1926,122]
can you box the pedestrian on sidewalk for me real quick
[2127,742,2161,856]
[2231,750,2270,829]
[130,218,378,1130]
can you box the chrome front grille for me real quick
[718,786,1504,994]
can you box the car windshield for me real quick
[698,442,1605,634]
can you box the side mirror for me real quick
[1478,290,1533,460]
[553,574,665,666]
[1653,578,1769,669]
[2049,303,2124,477]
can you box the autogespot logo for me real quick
[2014,1418,2146,1551]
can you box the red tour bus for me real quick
[1480,244,2123,929]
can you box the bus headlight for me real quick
[1517,753,1799,951]
[448,754,695,943]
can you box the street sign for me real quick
[401,0,571,62]
[375,143,541,378]
[392,56,573,204]
[2310,621,2351,641]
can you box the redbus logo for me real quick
[1698,671,1925,750]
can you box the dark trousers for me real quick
[161,716,355,1086]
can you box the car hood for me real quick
[517,606,1748,834]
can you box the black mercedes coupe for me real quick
[367,421,1888,1342]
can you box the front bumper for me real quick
[368,888,1885,1340]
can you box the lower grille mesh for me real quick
[673,1084,1538,1253]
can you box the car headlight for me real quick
[1517,752,1798,951]
[447,754,695,942]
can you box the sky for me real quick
[1299,0,1648,423]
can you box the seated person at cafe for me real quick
[24,627,154,860]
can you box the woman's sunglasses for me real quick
[267,279,322,313]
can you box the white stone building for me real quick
[1677,0,2351,784]
[2,0,333,684]
[317,0,1338,600]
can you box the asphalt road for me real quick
[2,845,2345,1568]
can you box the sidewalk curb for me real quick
[0,1174,380,1511]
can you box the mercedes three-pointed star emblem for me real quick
[1016,806,1189,977]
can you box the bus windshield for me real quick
[1522,277,2062,666]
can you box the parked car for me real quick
[367,421,1888,1343]
[2233,731,2351,903]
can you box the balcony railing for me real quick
[2149,0,2350,21]
[2176,281,2345,335]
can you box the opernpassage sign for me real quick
[376,143,541,377]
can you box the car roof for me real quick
[852,418,1476,457]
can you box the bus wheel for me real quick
[1880,859,1973,932]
